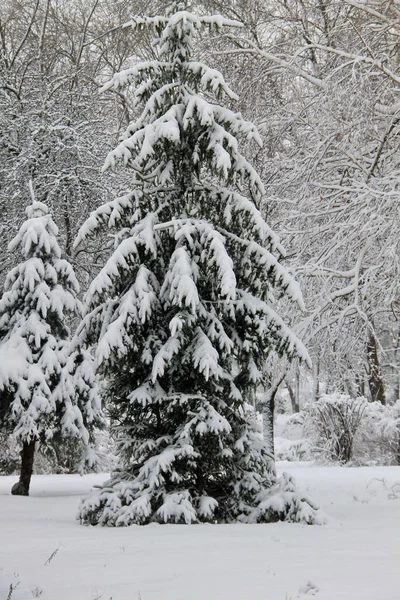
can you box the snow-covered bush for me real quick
[304,394,366,463]
[275,437,311,462]
[274,412,311,461]
[357,401,400,465]
[0,427,117,476]
[38,426,117,474]
[303,394,400,465]
[0,433,20,475]
[246,472,324,524]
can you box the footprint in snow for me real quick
[298,580,319,596]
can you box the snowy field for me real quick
[1,464,399,600]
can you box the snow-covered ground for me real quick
[1,464,399,600]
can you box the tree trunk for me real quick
[285,379,299,413]
[312,355,320,402]
[392,328,400,402]
[295,367,301,410]
[262,401,274,457]
[395,428,400,466]
[367,331,386,405]
[355,372,365,397]
[260,376,285,459]
[11,439,36,496]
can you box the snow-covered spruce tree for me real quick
[0,199,102,495]
[76,8,317,525]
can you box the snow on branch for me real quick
[236,290,311,367]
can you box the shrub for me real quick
[275,437,312,462]
[0,428,117,476]
[303,394,400,465]
[358,401,400,465]
[304,393,367,463]
[0,433,20,475]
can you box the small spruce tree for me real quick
[76,7,317,525]
[0,199,102,495]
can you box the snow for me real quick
[1,464,399,600]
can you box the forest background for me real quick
[1,0,399,472]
